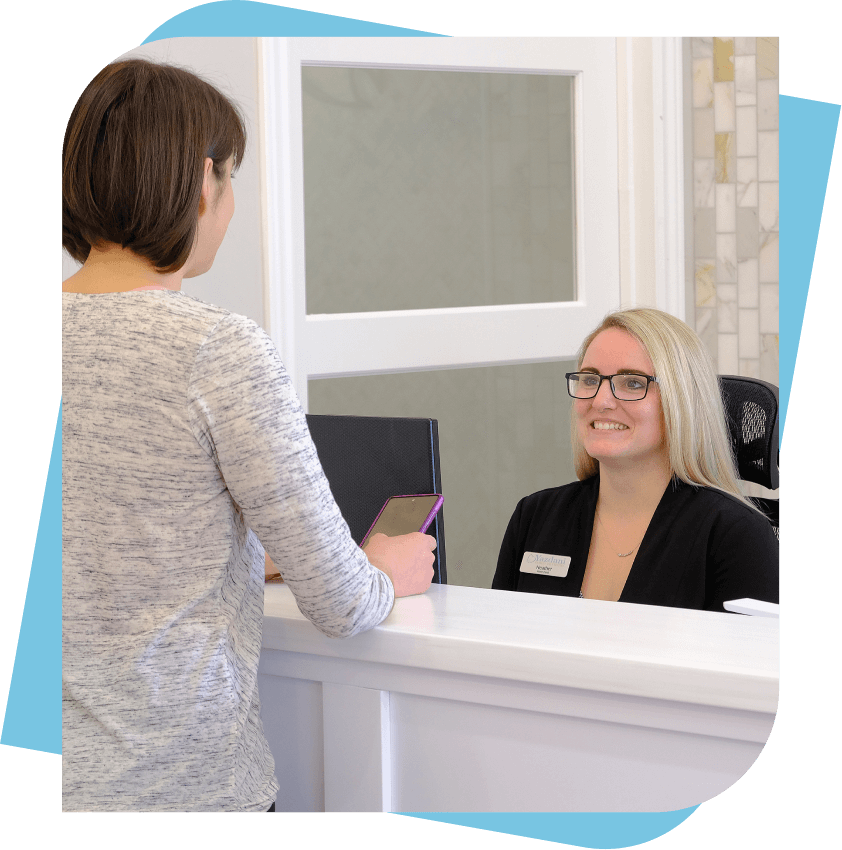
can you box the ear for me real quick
[198,157,214,217]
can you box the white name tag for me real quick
[519,551,571,578]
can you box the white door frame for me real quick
[259,38,651,407]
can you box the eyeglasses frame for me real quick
[564,372,659,401]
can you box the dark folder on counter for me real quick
[305,414,447,584]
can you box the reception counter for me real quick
[258,583,778,812]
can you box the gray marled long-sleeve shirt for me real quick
[62,291,394,811]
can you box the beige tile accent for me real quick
[739,358,760,378]
[694,209,716,256]
[760,334,779,384]
[716,184,736,232]
[738,309,760,358]
[694,159,716,208]
[715,132,736,182]
[694,58,714,108]
[696,260,717,307]
[737,157,758,206]
[758,131,779,181]
[714,82,736,131]
[735,38,756,56]
[695,108,715,158]
[718,284,739,332]
[759,182,779,232]
[759,283,779,333]
[718,334,739,374]
[737,208,760,259]
[757,37,779,79]
[714,38,735,81]
[717,233,737,282]
[735,55,756,106]
[693,37,714,58]
[759,231,779,282]
[738,258,759,308]
[736,107,758,156]
[757,79,779,130]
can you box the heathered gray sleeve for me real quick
[187,314,395,638]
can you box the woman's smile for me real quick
[591,420,629,431]
[575,327,667,469]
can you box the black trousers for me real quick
[267,802,275,812]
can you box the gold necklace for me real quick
[595,509,640,558]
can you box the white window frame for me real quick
[259,37,622,408]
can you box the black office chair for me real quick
[305,414,447,583]
[719,376,779,537]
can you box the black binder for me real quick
[305,414,447,584]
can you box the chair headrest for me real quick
[719,376,779,490]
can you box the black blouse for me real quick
[492,476,779,612]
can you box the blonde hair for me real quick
[571,308,754,508]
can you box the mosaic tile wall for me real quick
[690,37,779,385]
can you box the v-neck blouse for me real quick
[492,476,778,612]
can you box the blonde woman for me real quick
[492,308,778,611]
[62,59,434,812]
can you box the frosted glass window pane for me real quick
[302,67,576,314]
[308,361,578,589]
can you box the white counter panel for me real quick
[259,582,778,812]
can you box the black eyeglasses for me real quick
[565,372,659,401]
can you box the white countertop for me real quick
[263,582,779,714]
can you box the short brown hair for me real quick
[63,59,246,273]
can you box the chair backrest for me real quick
[719,376,779,539]
[305,414,447,583]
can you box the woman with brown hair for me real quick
[492,307,778,611]
[62,58,434,812]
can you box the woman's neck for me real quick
[596,456,673,517]
[63,244,184,293]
